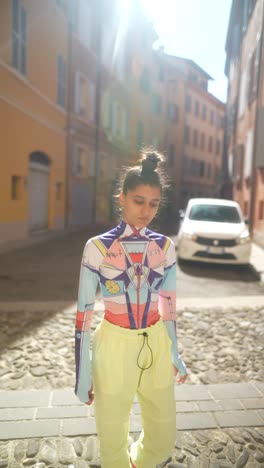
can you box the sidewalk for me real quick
[0,382,263,440]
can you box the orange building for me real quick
[0,0,68,243]
[225,0,264,245]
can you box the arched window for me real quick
[29,151,50,166]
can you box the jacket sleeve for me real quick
[158,238,187,376]
[75,239,99,402]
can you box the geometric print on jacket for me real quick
[75,220,181,402]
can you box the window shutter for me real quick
[72,145,78,175]
[244,128,254,178]
[253,36,261,94]
[75,71,80,113]
[20,6,27,74]
[89,82,96,121]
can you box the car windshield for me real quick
[188,204,242,223]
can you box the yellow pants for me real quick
[92,319,176,468]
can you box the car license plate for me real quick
[206,246,225,254]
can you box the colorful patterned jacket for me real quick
[75,220,186,402]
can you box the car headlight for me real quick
[236,231,251,245]
[182,232,197,241]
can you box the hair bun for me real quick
[141,152,160,174]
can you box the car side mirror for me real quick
[244,218,249,225]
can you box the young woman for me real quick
[74,150,187,468]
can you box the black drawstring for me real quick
[137,332,153,370]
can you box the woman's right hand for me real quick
[85,385,94,405]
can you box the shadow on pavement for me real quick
[0,229,102,302]
[178,258,260,283]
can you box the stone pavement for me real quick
[0,232,264,466]
[0,382,264,441]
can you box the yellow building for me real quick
[0,0,67,243]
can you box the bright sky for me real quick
[141,0,232,102]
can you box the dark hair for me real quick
[112,149,170,227]
[122,149,167,194]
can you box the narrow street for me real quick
[0,229,263,302]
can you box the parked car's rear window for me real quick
[188,205,241,223]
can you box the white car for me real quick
[177,198,251,265]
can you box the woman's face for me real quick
[119,184,161,228]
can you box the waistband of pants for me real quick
[98,317,165,339]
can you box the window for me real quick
[151,94,162,115]
[247,51,256,103]
[169,144,175,165]
[75,72,89,117]
[57,55,66,108]
[194,101,199,117]
[242,0,249,32]
[244,201,248,216]
[89,82,96,121]
[78,0,92,47]
[200,132,205,150]
[254,37,261,94]
[247,39,261,102]
[184,125,190,144]
[239,71,247,116]
[55,182,63,201]
[202,105,207,120]
[140,70,150,94]
[207,164,211,177]
[208,136,213,153]
[12,0,27,75]
[193,129,198,147]
[190,159,198,176]
[159,68,165,82]
[216,139,221,155]
[72,146,87,177]
[137,121,144,149]
[199,161,205,177]
[185,95,192,112]
[259,200,264,220]
[11,175,22,200]
[189,204,241,223]
[167,103,178,122]
[189,73,198,83]
[210,110,214,125]
[244,127,254,178]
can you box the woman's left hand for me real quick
[173,366,188,384]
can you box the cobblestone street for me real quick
[0,301,264,391]
[0,299,264,467]
[0,230,264,466]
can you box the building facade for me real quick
[0,0,68,242]
[160,55,225,221]
[225,0,264,245]
[0,0,227,244]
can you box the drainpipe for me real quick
[65,8,74,228]
[92,0,102,223]
[249,0,264,234]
